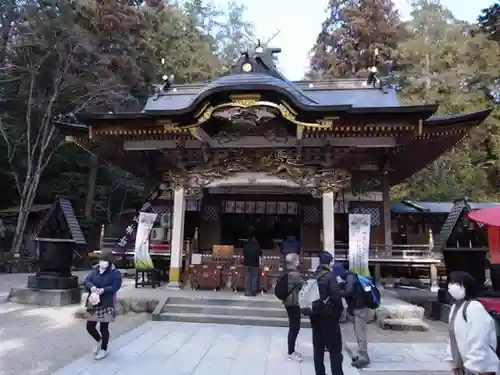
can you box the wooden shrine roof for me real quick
[56,46,493,188]
[35,198,87,245]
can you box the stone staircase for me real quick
[155,296,312,328]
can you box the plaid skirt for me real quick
[86,305,116,323]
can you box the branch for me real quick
[0,116,22,196]
[40,138,65,172]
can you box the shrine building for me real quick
[58,46,492,288]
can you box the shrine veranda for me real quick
[58,46,492,288]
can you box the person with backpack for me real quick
[446,271,499,375]
[300,251,345,375]
[274,253,306,362]
[332,263,372,369]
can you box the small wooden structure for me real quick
[28,197,86,290]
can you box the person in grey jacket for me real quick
[332,263,370,368]
[283,253,306,362]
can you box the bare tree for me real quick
[1,0,154,256]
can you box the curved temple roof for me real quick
[60,45,493,186]
[76,46,439,121]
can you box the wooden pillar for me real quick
[381,170,392,247]
[168,187,186,289]
[84,154,98,219]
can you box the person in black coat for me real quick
[310,251,345,375]
[242,236,262,296]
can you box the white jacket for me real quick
[446,300,499,373]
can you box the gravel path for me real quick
[0,302,148,375]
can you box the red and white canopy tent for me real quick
[468,206,500,264]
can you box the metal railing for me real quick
[97,235,442,263]
[328,244,440,263]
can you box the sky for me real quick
[214,0,493,80]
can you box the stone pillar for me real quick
[322,191,335,258]
[168,187,186,289]
[381,170,392,248]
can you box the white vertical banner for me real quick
[134,212,157,270]
[348,214,371,276]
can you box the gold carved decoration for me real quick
[229,94,261,106]
[161,149,351,197]
[181,98,335,131]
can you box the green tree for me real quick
[0,0,157,255]
[478,1,500,43]
[393,0,500,201]
[146,3,219,83]
[0,0,256,255]
[215,1,255,71]
[308,0,403,78]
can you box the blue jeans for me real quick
[244,266,259,295]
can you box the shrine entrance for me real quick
[196,174,334,255]
[220,211,300,249]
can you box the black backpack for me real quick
[274,272,290,301]
[462,299,500,358]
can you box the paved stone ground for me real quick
[49,322,453,375]
[0,302,148,375]
[1,272,453,375]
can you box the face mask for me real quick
[448,283,466,300]
[98,261,109,271]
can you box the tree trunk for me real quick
[0,0,16,64]
[84,154,98,219]
[10,169,41,257]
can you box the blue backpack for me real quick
[356,274,381,309]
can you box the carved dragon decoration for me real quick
[161,148,352,198]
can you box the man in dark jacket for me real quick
[242,236,262,296]
[310,251,345,375]
[332,263,370,368]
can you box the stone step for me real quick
[164,303,288,318]
[166,296,281,309]
[377,317,429,331]
[155,311,311,328]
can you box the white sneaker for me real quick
[94,349,108,360]
[93,341,101,356]
[288,352,303,363]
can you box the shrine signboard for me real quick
[134,212,158,270]
[113,187,162,253]
[223,200,298,215]
[348,214,371,277]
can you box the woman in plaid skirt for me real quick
[83,252,122,360]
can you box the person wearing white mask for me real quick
[83,252,122,360]
[446,271,499,375]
